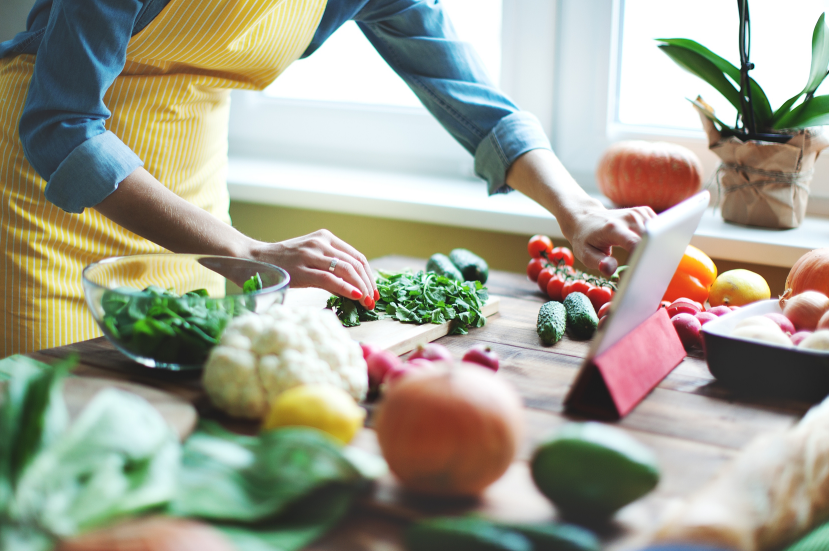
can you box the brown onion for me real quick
[781,291,829,331]
[57,517,234,551]
[374,362,524,497]
[781,248,829,300]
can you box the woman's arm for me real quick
[505,150,656,276]
[94,168,378,304]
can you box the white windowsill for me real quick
[227,157,829,269]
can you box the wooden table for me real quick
[28,256,816,551]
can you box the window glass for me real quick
[264,0,502,107]
[617,0,829,131]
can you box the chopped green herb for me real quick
[243,272,263,294]
[326,270,488,335]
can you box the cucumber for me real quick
[500,522,601,551]
[449,248,489,284]
[405,517,532,551]
[426,253,464,281]
[563,292,598,340]
[537,301,566,345]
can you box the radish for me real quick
[705,305,731,317]
[672,313,702,348]
[667,300,701,318]
[360,342,382,361]
[408,342,454,363]
[764,313,796,335]
[461,345,500,372]
[695,312,717,326]
[791,331,813,346]
[367,350,401,389]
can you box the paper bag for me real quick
[696,108,829,229]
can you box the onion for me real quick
[818,310,829,330]
[798,330,829,351]
[57,517,234,551]
[780,291,829,331]
[782,248,829,301]
[374,362,523,497]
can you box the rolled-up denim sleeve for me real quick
[19,0,144,213]
[354,0,551,195]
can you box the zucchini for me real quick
[563,292,598,340]
[537,301,566,345]
[449,248,489,284]
[405,517,532,551]
[426,253,464,281]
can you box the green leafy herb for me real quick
[327,270,489,335]
[101,281,260,366]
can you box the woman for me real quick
[0,0,654,357]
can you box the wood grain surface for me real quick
[26,256,818,551]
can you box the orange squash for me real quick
[596,141,704,212]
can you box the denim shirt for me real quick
[0,0,551,213]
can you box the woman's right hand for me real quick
[252,230,378,309]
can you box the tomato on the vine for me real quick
[598,302,611,319]
[587,286,614,312]
[528,235,553,259]
[527,258,545,282]
[549,247,575,267]
[546,274,567,301]
[561,279,591,301]
[537,267,557,294]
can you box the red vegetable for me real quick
[672,313,702,349]
[537,268,556,294]
[528,235,553,259]
[666,299,701,318]
[764,313,796,335]
[462,345,500,372]
[549,247,575,267]
[546,275,566,302]
[695,312,717,326]
[367,349,402,389]
[706,305,732,317]
[587,286,614,312]
[409,342,454,363]
[527,258,545,282]
[360,342,381,361]
[598,302,612,319]
[791,331,813,346]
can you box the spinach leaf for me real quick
[242,273,263,294]
[326,270,489,334]
[169,423,363,523]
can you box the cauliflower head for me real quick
[202,304,368,419]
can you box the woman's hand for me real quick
[252,230,378,308]
[505,149,656,276]
[564,203,656,276]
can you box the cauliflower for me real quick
[202,304,368,419]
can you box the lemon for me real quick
[263,384,366,444]
[708,269,770,307]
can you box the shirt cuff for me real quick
[45,131,143,213]
[474,111,552,195]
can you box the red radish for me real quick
[659,300,671,310]
[360,342,382,361]
[409,342,454,363]
[729,306,741,311]
[706,305,732,317]
[598,302,611,319]
[462,345,500,372]
[791,331,813,346]
[764,313,796,335]
[673,297,703,310]
[405,358,435,370]
[695,312,717,326]
[367,350,401,389]
[667,300,701,318]
[672,313,702,348]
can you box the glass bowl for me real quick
[82,254,290,371]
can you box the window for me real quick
[554,0,829,214]
[227,0,556,180]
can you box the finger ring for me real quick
[328,258,338,273]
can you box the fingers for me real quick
[326,234,376,297]
[320,253,375,307]
[598,256,618,277]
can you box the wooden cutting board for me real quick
[284,288,501,356]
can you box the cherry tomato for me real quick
[549,247,575,267]
[546,274,567,301]
[598,302,612,318]
[537,267,557,294]
[562,279,591,300]
[528,234,553,259]
[587,286,614,312]
[527,258,545,282]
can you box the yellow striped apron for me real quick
[0,0,327,356]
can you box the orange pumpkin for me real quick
[596,141,704,212]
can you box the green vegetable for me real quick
[101,276,261,366]
[426,253,464,281]
[500,522,600,551]
[449,248,489,284]
[563,292,598,340]
[328,270,489,335]
[406,517,532,551]
[530,422,660,518]
[537,301,567,345]
[325,295,380,327]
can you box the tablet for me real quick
[586,190,710,361]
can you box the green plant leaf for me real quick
[773,94,829,129]
[657,38,772,127]
[657,44,742,115]
[772,13,829,126]
[687,97,733,130]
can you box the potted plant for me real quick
[658,0,829,229]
